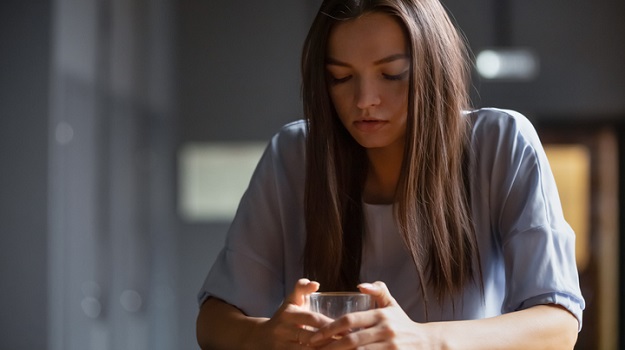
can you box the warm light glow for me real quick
[544,144,591,271]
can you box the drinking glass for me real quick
[307,292,374,319]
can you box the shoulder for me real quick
[467,108,542,151]
[261,119,307,170]
[274,119,308,141]
[268,119,307,151]
[469,108,537,138]
[242,119,307,208]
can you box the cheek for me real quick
[387,85,409,113]
[329,89,352,120]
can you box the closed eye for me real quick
[383,70,409,81]
[330,75,352,85]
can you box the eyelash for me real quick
[330,76,351,85]
[329,71,409,85]
[383,71,409,81]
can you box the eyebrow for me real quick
[325,53,410,67]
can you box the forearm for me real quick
[429,304,578,350]
[196,297,266,350]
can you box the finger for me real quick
[314,326,380,350]
[294,327,305,344]
[309,311,373,345]
[287,279,320,306]
[295,326,333,347]
[293,343,318,350]
[358,281,397,308]
[284,303,335,330]
[272,311,330,345]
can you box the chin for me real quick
[354,140,389,150]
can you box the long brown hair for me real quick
[302,0,480,306]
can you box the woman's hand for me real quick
[302,281,578,350]
[246,278,335,349]
[308,281,436,349]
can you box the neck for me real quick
[363,145,404,204]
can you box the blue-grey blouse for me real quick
[198,108,585,329]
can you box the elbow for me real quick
[564,323,579,350]
[196,300,213,349]
[196,319,208,349]
[554,306,580,350]
[559,327,578,350]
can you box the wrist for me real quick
[423,321,449,350]
[241,317,268,350]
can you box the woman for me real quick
[196,0,584,348]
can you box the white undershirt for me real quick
[361,203,421,317]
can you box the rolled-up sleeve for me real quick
[479,109,585,330]
[197,121,307,317]
[502,226,585,329]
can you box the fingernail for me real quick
[358,283,374,289]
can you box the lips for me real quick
[353,119,388,132]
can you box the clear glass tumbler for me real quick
[308,292,374,319]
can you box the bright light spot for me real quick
[476,50,502,79]
[55,121,74,144]
[476,48,539,80]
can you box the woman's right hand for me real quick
[246,278,334,349]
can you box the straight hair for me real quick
[302,0,481,308]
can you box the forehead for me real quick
[327,12,408,61]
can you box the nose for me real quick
[355,77,381,110]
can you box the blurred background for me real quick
[1,0,623,349]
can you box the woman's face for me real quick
[326,12,410,153]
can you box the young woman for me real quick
[196,0,585,348]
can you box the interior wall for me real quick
[177,0,625,137]
[444,0,625,119]
[46,0,178,349]
[0,1,50,349]
[176,1,313,143]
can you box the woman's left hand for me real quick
[308,281,438,349]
